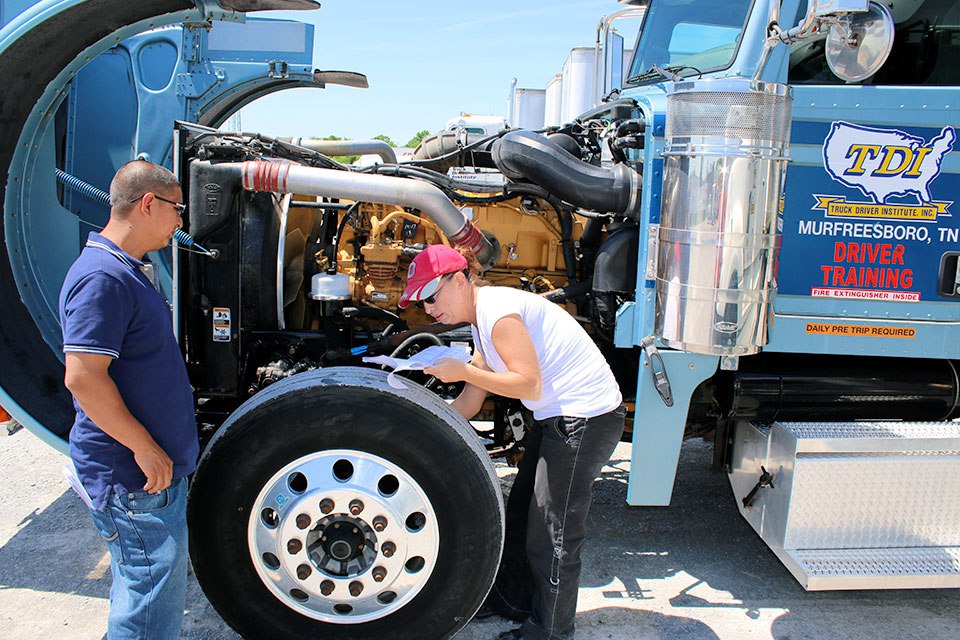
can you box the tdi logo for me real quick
[843,143,934,178]
[823,121,955,205]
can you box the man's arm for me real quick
[426,314,543,401]
[64,352,173,493]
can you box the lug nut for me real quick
[349,581,364,597]
[381,541,396,558]
[372,566,387,582]
[373,516,387,532]
[295,514,311,530]
[319,498,334,514]
[287,539,303,554]
[349,499,364,515]
[320,580,335,596]
[296,564,312,580]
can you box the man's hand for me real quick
[424,357,469,383]
[134,443,174,493]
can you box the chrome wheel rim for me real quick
[248,449,440,623]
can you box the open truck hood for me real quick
[0,0,350,448]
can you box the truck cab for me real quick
[615,0,959,589]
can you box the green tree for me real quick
[405,129,431,149]
[373,134,396,147]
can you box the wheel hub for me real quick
[307,514,378,576]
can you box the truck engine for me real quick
[175,119,643,451]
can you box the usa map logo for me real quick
[817,121,954,220]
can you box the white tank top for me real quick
[470,287,622,420]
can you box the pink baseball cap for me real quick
[398,244,468,309]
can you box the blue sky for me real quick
[240,1,642,145]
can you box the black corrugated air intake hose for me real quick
[491,130,641,217]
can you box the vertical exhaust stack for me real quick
[655,79,792,356]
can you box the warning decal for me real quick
[213,307,231,342]
[804,323,916,338]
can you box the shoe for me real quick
[474,602,529,622]
[496,629,523,640]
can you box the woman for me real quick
[399,244,625,640]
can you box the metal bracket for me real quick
[645,223,659,281]
[720,356,740,371]
[193,1,246,24]
[268,60,289,79]
[640,336,673,407]
[181,25,203,63]
[177,71,220,99]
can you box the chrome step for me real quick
[784,547,960,591]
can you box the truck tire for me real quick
[188,367,504,640]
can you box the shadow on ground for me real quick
[579,439,960,638]
[0,490,110,598]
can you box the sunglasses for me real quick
[130,193,186,216]
[415,275,452,309]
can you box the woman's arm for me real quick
[426,314,542,401]
[449,351,491,419]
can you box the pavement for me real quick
[1,425,957,640]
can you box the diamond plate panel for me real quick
[780,422,960,440]
[793,547,960,577]
[784,454,960,549]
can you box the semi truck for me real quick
[1,1,958,639]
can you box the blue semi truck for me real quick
[1,1,958,638]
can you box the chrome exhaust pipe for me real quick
[285,138,398,164]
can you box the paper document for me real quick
[62,463,95,510]
[364,344,471,389]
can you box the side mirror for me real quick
[824,1,896,81]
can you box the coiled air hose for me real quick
[54,169,214,256]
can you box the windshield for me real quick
[627,0,755,83]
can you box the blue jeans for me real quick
[90,477,189,640]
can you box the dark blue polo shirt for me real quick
[59,232,198,510]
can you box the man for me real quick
[59,160,198,640]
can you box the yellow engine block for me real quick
[334,198,584,312]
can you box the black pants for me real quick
[486,405,625,639]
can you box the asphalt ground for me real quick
[1,425,957,640]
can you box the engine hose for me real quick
[547,198,577,283]
[491,130,641,217]
[540,279,592,303]
[330,202,361,273]
[389,332,443,359]
[409,131,504,168]
[55,169,212,255]
[366,164,509,195]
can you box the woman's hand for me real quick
[424,357,469,383]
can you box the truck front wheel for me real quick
[188,367,504,640]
